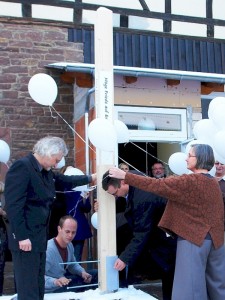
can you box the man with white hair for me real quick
[4,136,96,300]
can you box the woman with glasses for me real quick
[108,144,225,300]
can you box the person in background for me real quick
[117,161,132,255]
[65,189,92,262]
[45,215,97,293]
[214,160,225,238]
[58,165,93,263]
[214,160,225,197]
[48,165,67,239]
[151,162,166,178]
[0,181,7,296]
[118,162,130,172]
[4,136,96,300]
[102,171,176,300]
[108,144,225,300]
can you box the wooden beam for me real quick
[22,3,31,17]
[167,79,180,86]
[201,82,224,95]
[124,76,137,84]
[206,0,214,37]
[94,7,117,292]
[164,0,171,32]
[60,72,93,88]
[2,0,225,27]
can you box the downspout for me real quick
[85,86,95,264]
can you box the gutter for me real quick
[46,62,225,84]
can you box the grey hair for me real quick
[191,144,215,171]
[33,136,68,157]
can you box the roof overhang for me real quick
[46,62,225,84]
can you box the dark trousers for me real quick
[12,250,46,300]
[72,240,85,262]
[0,254,5,296]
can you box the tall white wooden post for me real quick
[94,7,118,292]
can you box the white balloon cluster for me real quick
[168,96,225,175]
[193,96,225,164]
[0,140,10,164]
[88,118,129,152]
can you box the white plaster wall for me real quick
[73,75,202,166]
[114,76,201,109]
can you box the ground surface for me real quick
[3,262,163,300]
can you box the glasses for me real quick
[111,188,119,196]
[187,154,196,158]
[215,162,224,166]
[152,167,164,171]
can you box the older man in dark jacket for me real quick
[102,171,177,300]
[4,136,96,300]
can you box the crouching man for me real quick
[45,215,97,293]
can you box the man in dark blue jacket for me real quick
[102,170,177,300]
[4,136,96,300]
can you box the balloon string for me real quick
[50,106,96,153]
[130,141,168,166]
[49,106,167,173]
[118,156,147,177]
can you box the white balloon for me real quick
[210,104,225,130]
[28,73,58,106]
[88,118,117,151]
[138,118,155,130]
[55,157,65,169]
[208,97,225,120]
[213,130,225,160]
[114,120,129,143]
[64,167,88,192]
[64,167,84,176]
[168,152,189,175]
[214,150,225,165]
[208,165,216,176]
[91,212,98,229]
[193,119,218,145]
[0,140,10,163]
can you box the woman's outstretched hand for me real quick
[108,167,126,179]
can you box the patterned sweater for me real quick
[125,172,224,249]
[45,238,85,292]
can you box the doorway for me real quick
[118,142,157,175]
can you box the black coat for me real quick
[4,153,91,252]
[119,185,177,273]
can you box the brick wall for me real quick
[0,19,83,176]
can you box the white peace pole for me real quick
[94,7,118,292]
